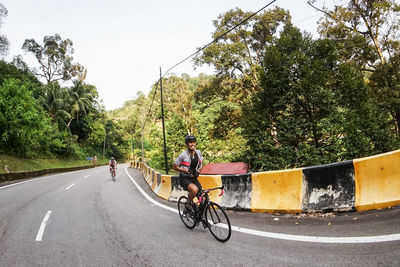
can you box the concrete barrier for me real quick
[169,175,186,202]
[198,175,223,204]
[302,161,355,212]
[131,149,400,213]
[222,174,252,210]
[251,169,302,213]
[354,150,400,211]
[157,175,172,200]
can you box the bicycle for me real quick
[178,186,231,242]
[110,167,116,182]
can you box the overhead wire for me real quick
[142,0,278,128]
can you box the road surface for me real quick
[1,164,399,266]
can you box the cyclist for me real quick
[109,157,117,177]
[173,135,203,212]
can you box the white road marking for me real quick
[65,183,75,190]
[84,175,90,178]
[0,174,67,190]
[35,210,52,241]
[124,168,177,213]
[124,168,400,244]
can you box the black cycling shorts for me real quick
[179,174,202,192]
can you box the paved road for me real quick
[1,164,400,266]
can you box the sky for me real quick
[1,0,322,111]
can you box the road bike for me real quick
[178,186,231,242]
[110,167,116,182]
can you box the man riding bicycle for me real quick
[109,157,117,177]
[173,135,203,212]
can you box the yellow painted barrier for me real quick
[198,175,223,204]
[251,169,303,213]
[151,170,158,190]
[354,150,400,211]
[157,175,172,200]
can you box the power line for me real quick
[161,0,278,79]
[142,0,278,128]
[142,80,159,129]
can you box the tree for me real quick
[369,51,400,135]
[194,7,291,98]
[0,3,9,56]
[41,82,71,131]
[22,34,86,84]
[0,79,61,157]
[308,0,400,68]
[243,23,395,171]
[67,81,96,126]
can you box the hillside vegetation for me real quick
[1,1,400,174]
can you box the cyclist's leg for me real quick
[187,183,199,203]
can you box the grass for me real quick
[0,154,109,174]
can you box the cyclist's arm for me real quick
[173,164,188,173]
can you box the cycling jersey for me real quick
[174,150,203,175]
[109,160,117,168]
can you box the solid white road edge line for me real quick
[0,173,66,190]
[0,168,96,190]
[124,168,400,244]
[35,210,52,241]
[65,183,75,191]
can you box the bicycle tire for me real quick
[205,202,231,242]
[178,196,196,229]
[111,172,115,182]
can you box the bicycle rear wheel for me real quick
[205,202,231,242]
[178,196,196,229]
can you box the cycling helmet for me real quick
[110,157,115,160]
[185,135,196,144]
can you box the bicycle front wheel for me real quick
[178,196,196,229]
[205,202,231,242]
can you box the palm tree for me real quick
[67,81,97,127]
[42,82,71,131]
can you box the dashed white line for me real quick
[36,210,52,241]
[65,183,75,190]
[124,168,400,244]
[84,175,90,178]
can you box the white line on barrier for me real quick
[124,168,400,244]
[36,210,52,241]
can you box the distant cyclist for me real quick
[173,135,203,211]
[109,157,117,177]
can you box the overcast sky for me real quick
[2,0,321,111]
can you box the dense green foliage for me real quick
[115,1,400,172]
[0,19,127,161]
[1,1,400,172]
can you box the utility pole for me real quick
[160,67,169,174]
[141,111,144,162]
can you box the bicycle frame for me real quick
[194,186,224,223]
[178,185,231,242]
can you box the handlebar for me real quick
[201,186,224,196]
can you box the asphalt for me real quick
[0,164,399,266]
